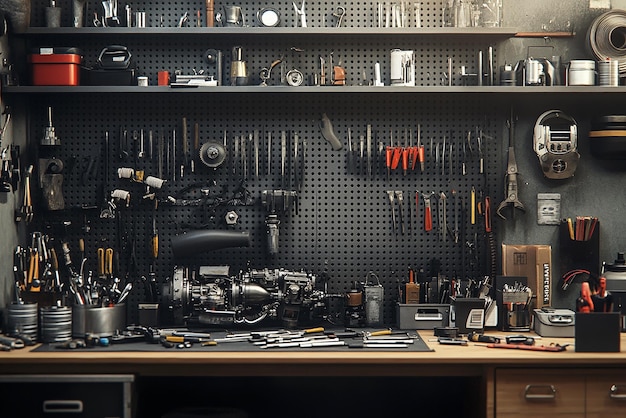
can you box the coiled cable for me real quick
[587,10,626,75]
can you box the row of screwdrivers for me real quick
[346,124,486,178]
[385,187,493,238]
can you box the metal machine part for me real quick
[161,266,337,328]
[203,48,223,85]
[257,8,280,26]
[199,142,226,168]
[533,110,579,179]
[41,106,59,146]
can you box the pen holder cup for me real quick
[72,304,126,338]
[558,220,600,284]
[503,303,531,331]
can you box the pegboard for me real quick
[22,0,505,325]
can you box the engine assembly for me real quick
[161,266,339,328]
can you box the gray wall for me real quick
[499,0,626,308]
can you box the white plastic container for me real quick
[567,60,596,86]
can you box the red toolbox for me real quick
[28,47,83,86]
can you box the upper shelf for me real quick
[16,26,519,37]
[4,86,625,95]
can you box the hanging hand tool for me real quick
[358,135,364,174]
[438,192,447,241]
[417,125,425,172]
[387,190,397,234]
[441,134,446,176]
[0,105,11,149]
[477,127,484,174]
[470,186,476,225]
[27,246,40,292]
[281,131,287,188]
[391,131,402,171]
[151,204,159,261]
[193,123,199,173]
[385,131,393,181]
[415,190,420,230]
[319,113,342,150]
[292,0,307,27]
[366,125,372,179]
[423,192,434,232]
[347,128,354,172]
[49,247,61,291]
[181,118,189,178]
[497,109,526,220]
[254,129,260,178]
[293,133,300,214]
[119,127,128,161]
[402,129,409,176]
[408,190,414,233]
[396,190,405,235]
[267,132,272,176]
[171,129,177,182]
[333,6,346,27]
[17,165,33,223]
[451,189,459,243]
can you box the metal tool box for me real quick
[0,374,134,417]
[396,303,450,330]
[28,47,83,86]
[533,308,575,337]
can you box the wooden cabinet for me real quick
[496,369,626,418]
[586,373,626,418]
[495,369,585,418]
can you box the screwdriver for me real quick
[417,137,424,172]
[152,201,159,260]
[390,130,402,170]
[385,135,393,181]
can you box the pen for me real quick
[567,218,574,240]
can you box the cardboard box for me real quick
[502,244,552,308]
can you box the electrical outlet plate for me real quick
[590,0,611,8]
[537,193,561,225]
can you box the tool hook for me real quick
[333,6,346,27]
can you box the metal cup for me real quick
[224,5,244,26]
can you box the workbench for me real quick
[2,331,626,418]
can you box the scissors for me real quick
[333,6,346,27]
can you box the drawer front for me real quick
[587,374,626,417]
[495,369,585,417]
[0,375,133,418]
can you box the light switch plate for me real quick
[537,193,561,225]
[590,0,611,8]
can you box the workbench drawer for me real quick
[495,369,585,417]
[0,374,134,418]
[586,373,626,417]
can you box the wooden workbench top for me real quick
[2,331,625,376]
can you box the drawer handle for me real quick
[524,384,557,400]
[42,400,84,413]
[610,385,626,400]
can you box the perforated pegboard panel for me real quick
[24,0,504,325]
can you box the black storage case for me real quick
[0,374,134,417]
